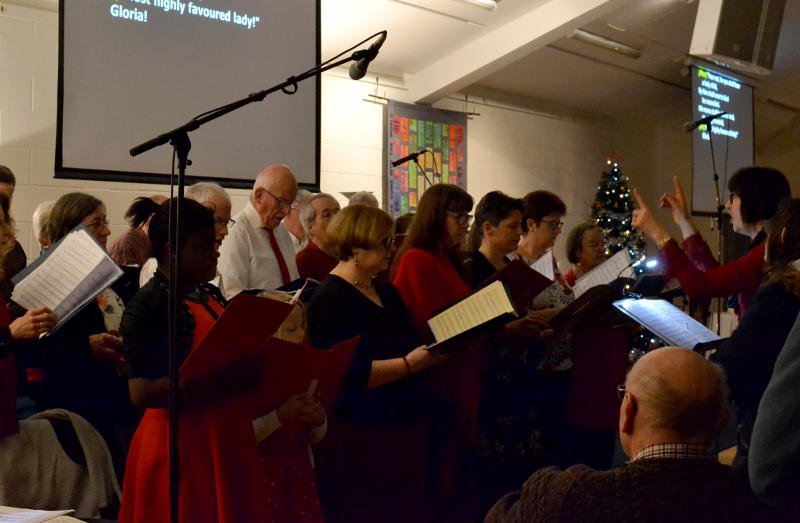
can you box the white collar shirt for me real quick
[217,200,298,298]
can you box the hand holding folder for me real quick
[254,336,360,416]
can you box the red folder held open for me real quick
[253,336,360,415]
[180,293,294,381]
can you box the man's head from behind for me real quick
[252,164,298,230]
[619,347,730,457]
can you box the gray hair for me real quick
[301,193,337,234]
[348,191,379,208]
[32,200,54,246]
[296,189,314,205]
[185,181,230,207]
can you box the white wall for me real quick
[1,3,691,270]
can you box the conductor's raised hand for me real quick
[632,188,670,246]
[658,176,697,238]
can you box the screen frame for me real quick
[689,61,756,218]
[54,0,321,191]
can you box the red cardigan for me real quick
[660,232,764,320]
[392,248,470,335]
[296,240,337,283]
[392,248,482,445]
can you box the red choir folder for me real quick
[253,336,360,415]
[180,293,295,381]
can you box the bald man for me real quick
[486,347,760,523]
[218,164,299,297]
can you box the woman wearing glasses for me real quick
[32,192,139,479]
[632,167,790,320]
[561,222,634,470]
[391,183,483,522]
[307,204,439,523]
[563,223,607,286]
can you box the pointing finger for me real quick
[673,175,685,199]
[632,188,648,209]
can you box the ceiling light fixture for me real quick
[570,28,642,59]
[460,0,498,11]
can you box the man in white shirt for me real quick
[218,164,300,298]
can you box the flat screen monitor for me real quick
[689,64,754,216]
[57,0,320,189]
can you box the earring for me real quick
[354,251,360,268]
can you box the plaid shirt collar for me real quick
[631,443,716,462]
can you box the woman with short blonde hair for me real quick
[307,203,440,523]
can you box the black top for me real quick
[464,250,502,289]
[712,281,800,450]
[122,270,228,380]
[307,274,427,425]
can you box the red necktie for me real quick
[267,228,291,285]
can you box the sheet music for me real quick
[529,250,555,280]
[12,230,104,313]
[613,298,721,348]
[0,507,75,523]
[11,228,122,331]
[571,249,633,298]
[428,281,515,343]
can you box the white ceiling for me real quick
[323,0,800,153]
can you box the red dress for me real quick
[660,233,764,321]
[120,298,266,523]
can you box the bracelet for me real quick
[402,355,411,376]
[657,236,672,250]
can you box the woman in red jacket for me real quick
[632,167,790,320]
[392,183,476,522]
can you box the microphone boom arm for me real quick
[131,33,386,157]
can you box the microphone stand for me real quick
[129,31,386,523]
[705,123,724,335]
[412,156,433,192]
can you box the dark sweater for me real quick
[711,281,800,452]
[486,459,760,523]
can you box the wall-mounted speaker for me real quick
[690,0,787,75]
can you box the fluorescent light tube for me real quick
[570,28,642,59]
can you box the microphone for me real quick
[349,31,387,80]
[392,149,428,167]
[682,111,727,133]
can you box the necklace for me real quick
[353,277,373,290]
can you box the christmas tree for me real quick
[591,157,646,259]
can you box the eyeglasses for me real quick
[84,218,110,229]
[447,211,473,226]
[265,189,298,210]
[616,384,628,401]
[214,217,235,228]
[538,219,564,231]
[377,236,394,250]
